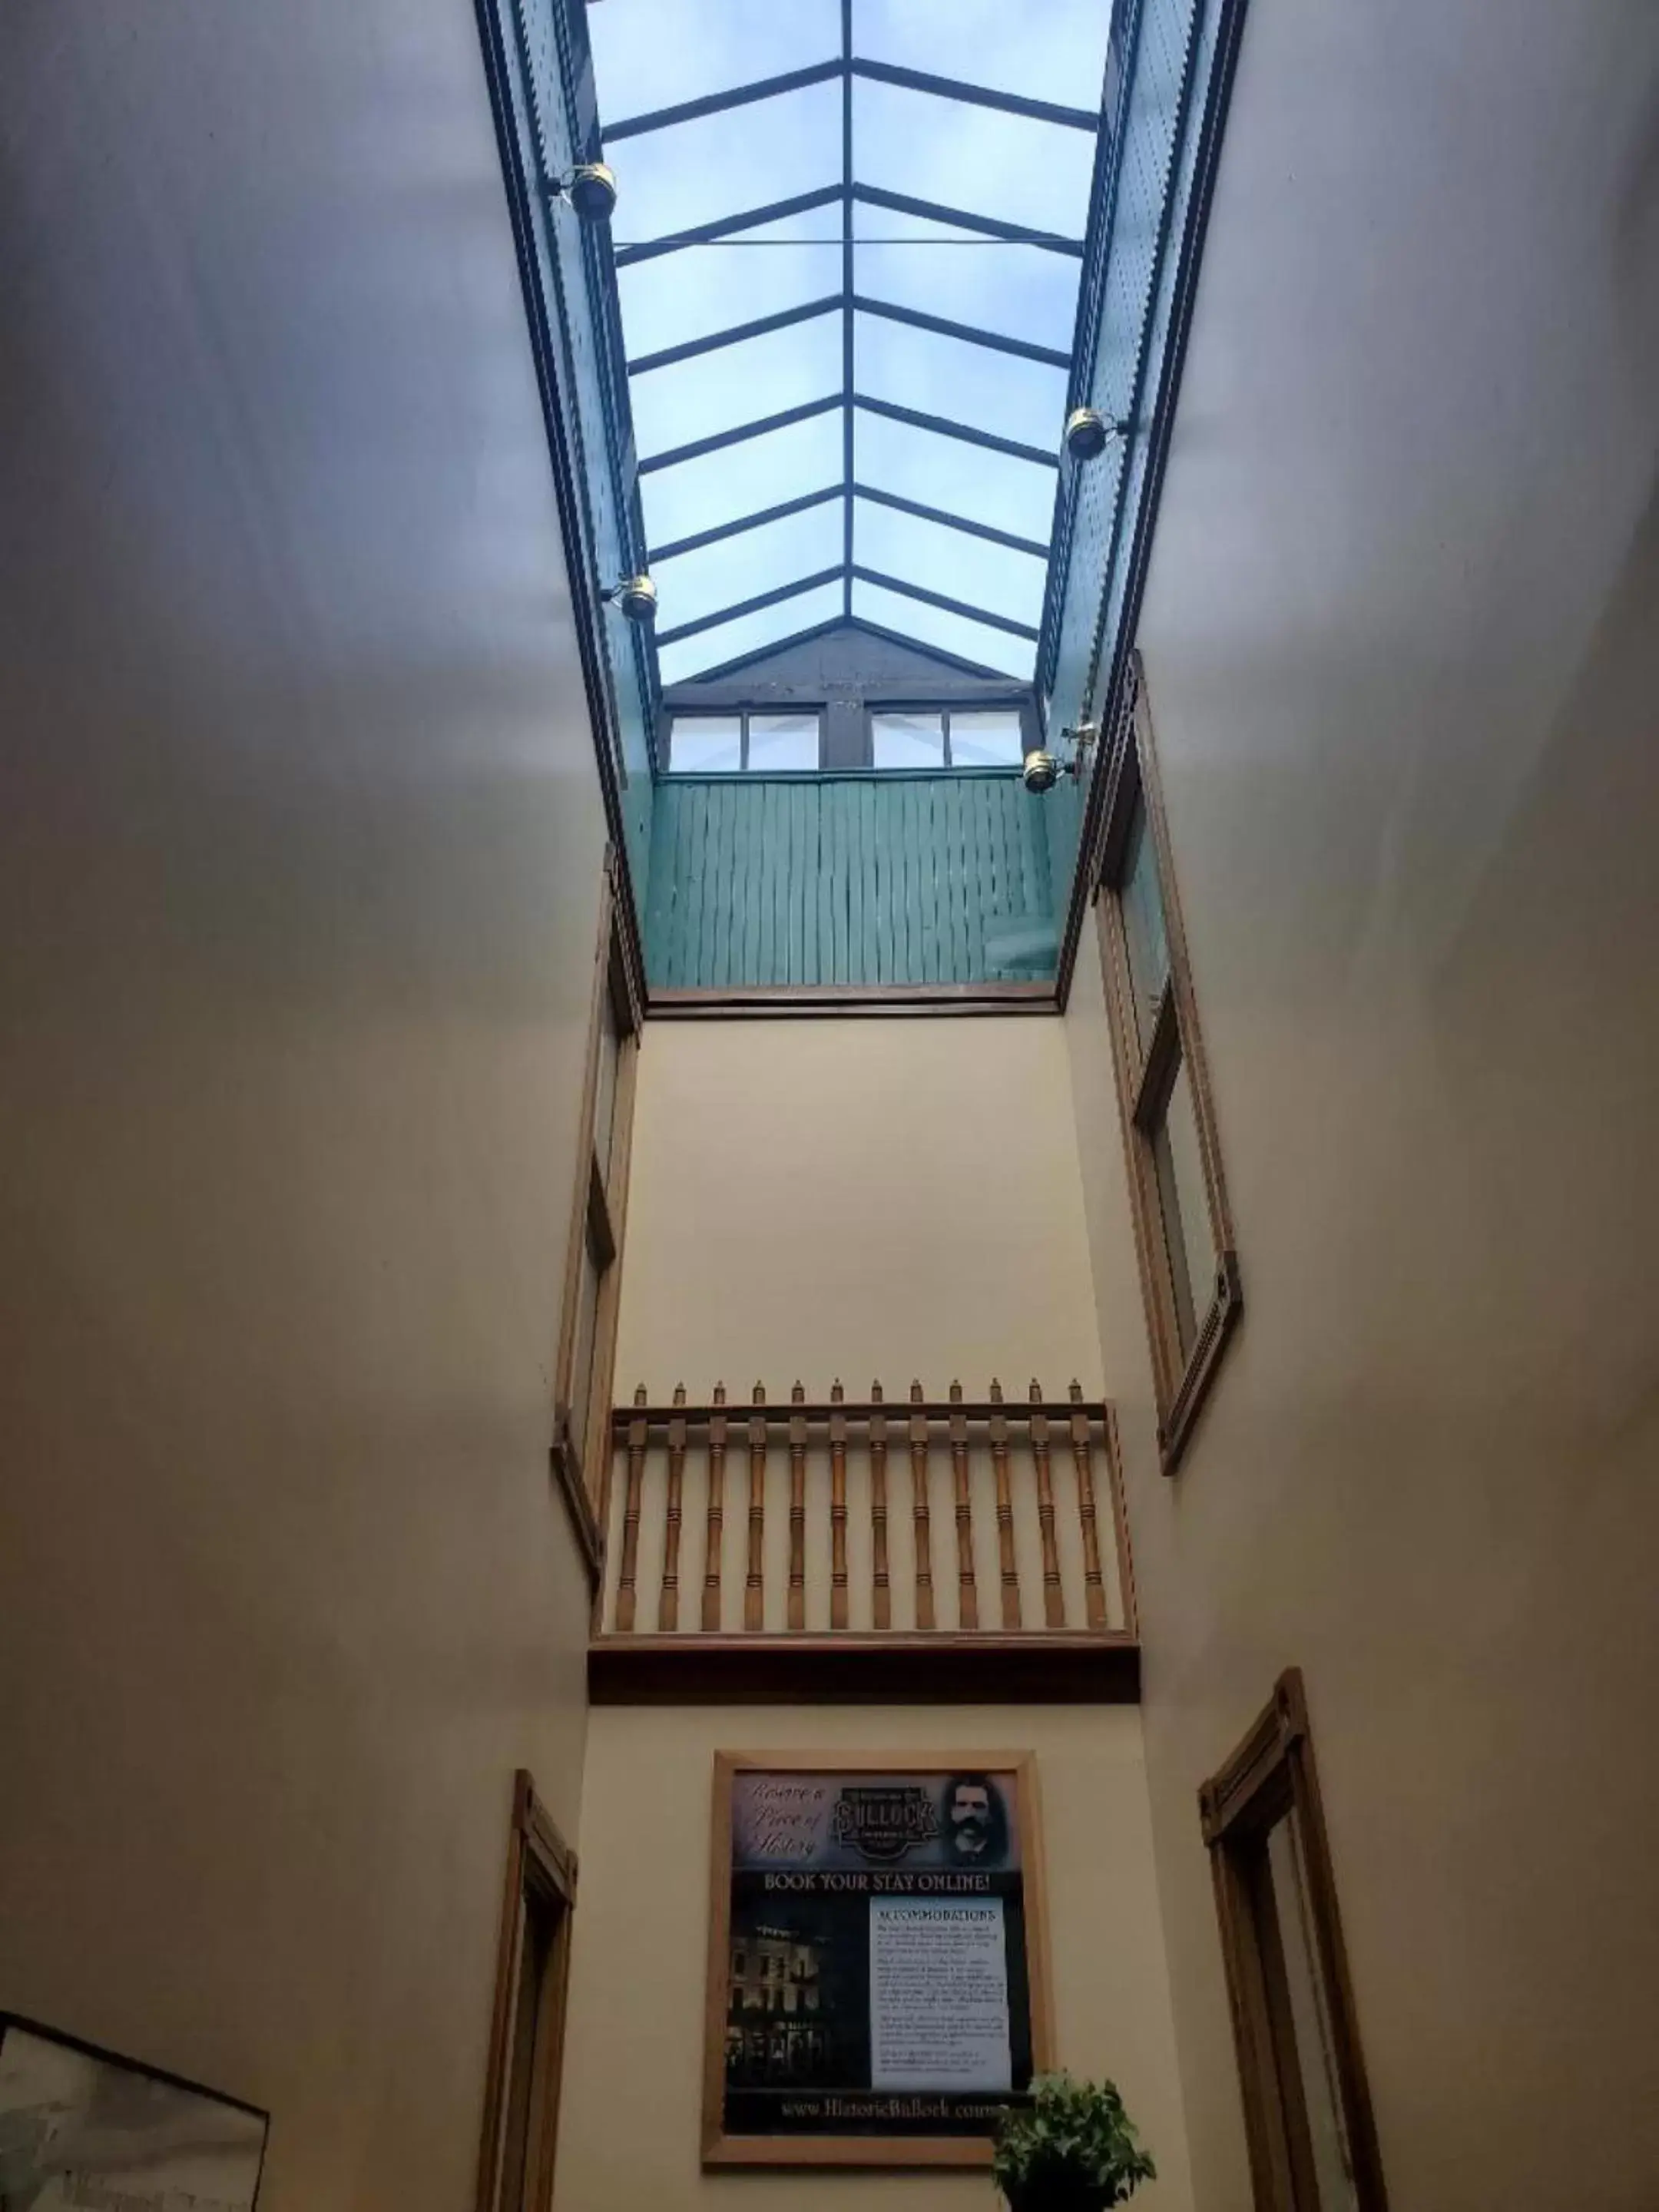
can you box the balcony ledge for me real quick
[588,1631,1140,1706]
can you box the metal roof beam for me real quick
[628,294,841,375]
[851,482,1050,560]
[848,58,1099,133]
[853,393,1058,469]
[651,485,843,565]
[849,565,1041,641]
[614,184,843,268]
[654,567,846,647]
[852,293,1071,369]
[638,393,843,475]
[849,184,1084,256]
[604,59,842,141]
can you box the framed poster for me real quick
[704,1752,1051,2168]
[0,2013,269,2211]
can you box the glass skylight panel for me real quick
[618,210,842,363]
[853,314,1068,452]
[653,504,843,632]
[641,411,843,554]
[669,716,743,772]
[950,710,1026,767]
[591,0,839,123]
[656,579,844,686]
[630,316,842,463]
[856,220,1080,359]
[747,714,822,771]
[604,80,842,242]
[853,80,1097,241]
[853,503,1045,631]
[854,409,1058,545]
[854,0,1113,116]
[852,579,1028,679]
[871,712,946,769]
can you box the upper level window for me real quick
[1095,657,1241,1472]
[667,712,820,773]
[667,702,1028,774]
[869,707,1025,769]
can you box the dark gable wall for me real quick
[661,619,1037,770]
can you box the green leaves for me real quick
[991,2072,1157,2211]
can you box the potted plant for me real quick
[992,2072,1157,2212]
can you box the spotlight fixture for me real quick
[549,161,618,221]
[1061,406,1124,460]
[601,573,657,624]
[1022,721,1098,796]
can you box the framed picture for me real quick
[0,2014,269,2210]
[704,1751,1052,2168]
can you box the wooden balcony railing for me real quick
[591,1380,1139,1704]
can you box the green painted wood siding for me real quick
[644,774,1055,991]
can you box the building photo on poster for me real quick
[704,1753,1051,2167]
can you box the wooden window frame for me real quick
[666,708,826,773]
[475,1771,579,2212]
[1199,1671,1388,2212]
[1094,655,1241,1472]
[550,850,642,1581]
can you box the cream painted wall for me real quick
[614,1017,1106,1402]
[594,1019,1191,2208]
[558,1708,1193,2212]
[1,8,606,2208]
[1064,3,1659,2207]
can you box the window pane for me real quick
[1268,1816,1360,2210]
[853,498,1046,635]
[631,315,842,465]
[653,502,843,633]
[854,409,1057,546]
[1151,1054,1216,1357]
[856,0,1114,116]
[590,0,840,141]
[568,1218,604,1481]
[855,310,1068,458]
[655,578,845,685]
[747,714,820,771]
[1120,793,1171,1051]
[871,711,945,768]
[641,410,843,553]
[593,995,623,1184]
[597,80,843,243]
[853,78,1096,239]
[949,710,1025,767]
[670,717,742,772]
[851,577,1031,680]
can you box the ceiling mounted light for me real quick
[602,572,657,624]
[551,161,618,222]
[1022,721,1098,796]
[1062,406,1124,461]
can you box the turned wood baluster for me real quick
[658,1383,687,1631]
[830,1381,849,1631]
[909,1381,935,1631]
[787,1381,807,1631]
[745,1383,767,1632]
[701,1383,728,1631]
[1029,1379,1065,1628]
[948,1382,978,1631]
[614,1383,648,1632]
[1068,1382,1109,1631]
[989,1379,1022,1630]
[869,1382,892,1631]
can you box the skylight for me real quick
[587,0,1115,685]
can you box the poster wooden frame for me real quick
[703,1748,1052,2169]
